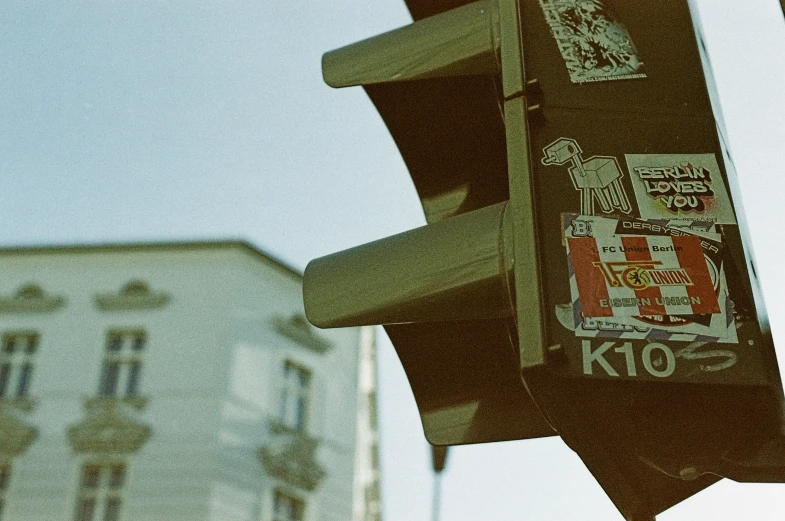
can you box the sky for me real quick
[1,1,785,520]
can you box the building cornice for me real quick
[0,240,302,280]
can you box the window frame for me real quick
[271,487,306,521]
[98,330,146,399]
[0,331,39,400]
[279,360,312,432]
[74,461,127,521]
[0,463,12,520]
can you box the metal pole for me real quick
[431,445,448,521]
[431,471,442,521]
[627,514,656,521]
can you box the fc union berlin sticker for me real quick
[567,234,720,318]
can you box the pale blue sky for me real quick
[2,1,784,520]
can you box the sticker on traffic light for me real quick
[568,234,720,317]
[625,153,737,224]
[541,137,632,216]
[558,213,738,343]
[538,0,646,84]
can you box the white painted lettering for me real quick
[642,343,675,377]
[614,342,637,377]
[582,340,619,376]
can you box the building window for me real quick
[272,489,305,521]
[75,463,125,521]
[0,333,38,399]
[0,464,11,519]
[279,361,311,432]
[99,331,145,398]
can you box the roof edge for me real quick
[0,240,303,279]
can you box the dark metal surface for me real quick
[366,77,507,222]
[367,0,543,448]
[368,0,784,517]
[317,0,785,518]
[386,319,556,445]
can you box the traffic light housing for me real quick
[304,0,785,519]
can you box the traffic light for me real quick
[304,0,785,519]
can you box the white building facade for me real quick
[0,241,380,521]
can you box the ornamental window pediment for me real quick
[0,284,64,314]
[94,280,170,311]
[273,314,332,353]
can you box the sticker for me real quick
[538,0,646,84]
[557,290,738,343]
[559,214,738,343]
[568,234,720,317]
[647,218,717,236]
[625,153,736,224]
[542,137,632,215]
[565,214,723,244]
[613,217,721,242]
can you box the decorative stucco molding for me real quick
[0,284,65,314]
[1,397,37,413]
[95,280,170,311]
[259,420,325,491]
[85,395,148,412]
[0,403,38,457]
[68,397,151,454]
[273,314,332,354]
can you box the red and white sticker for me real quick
[568,234,720,318]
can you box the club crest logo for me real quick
[592,260,694,291]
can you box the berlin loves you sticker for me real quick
[626,153,736,224]
[568,234,720,318]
